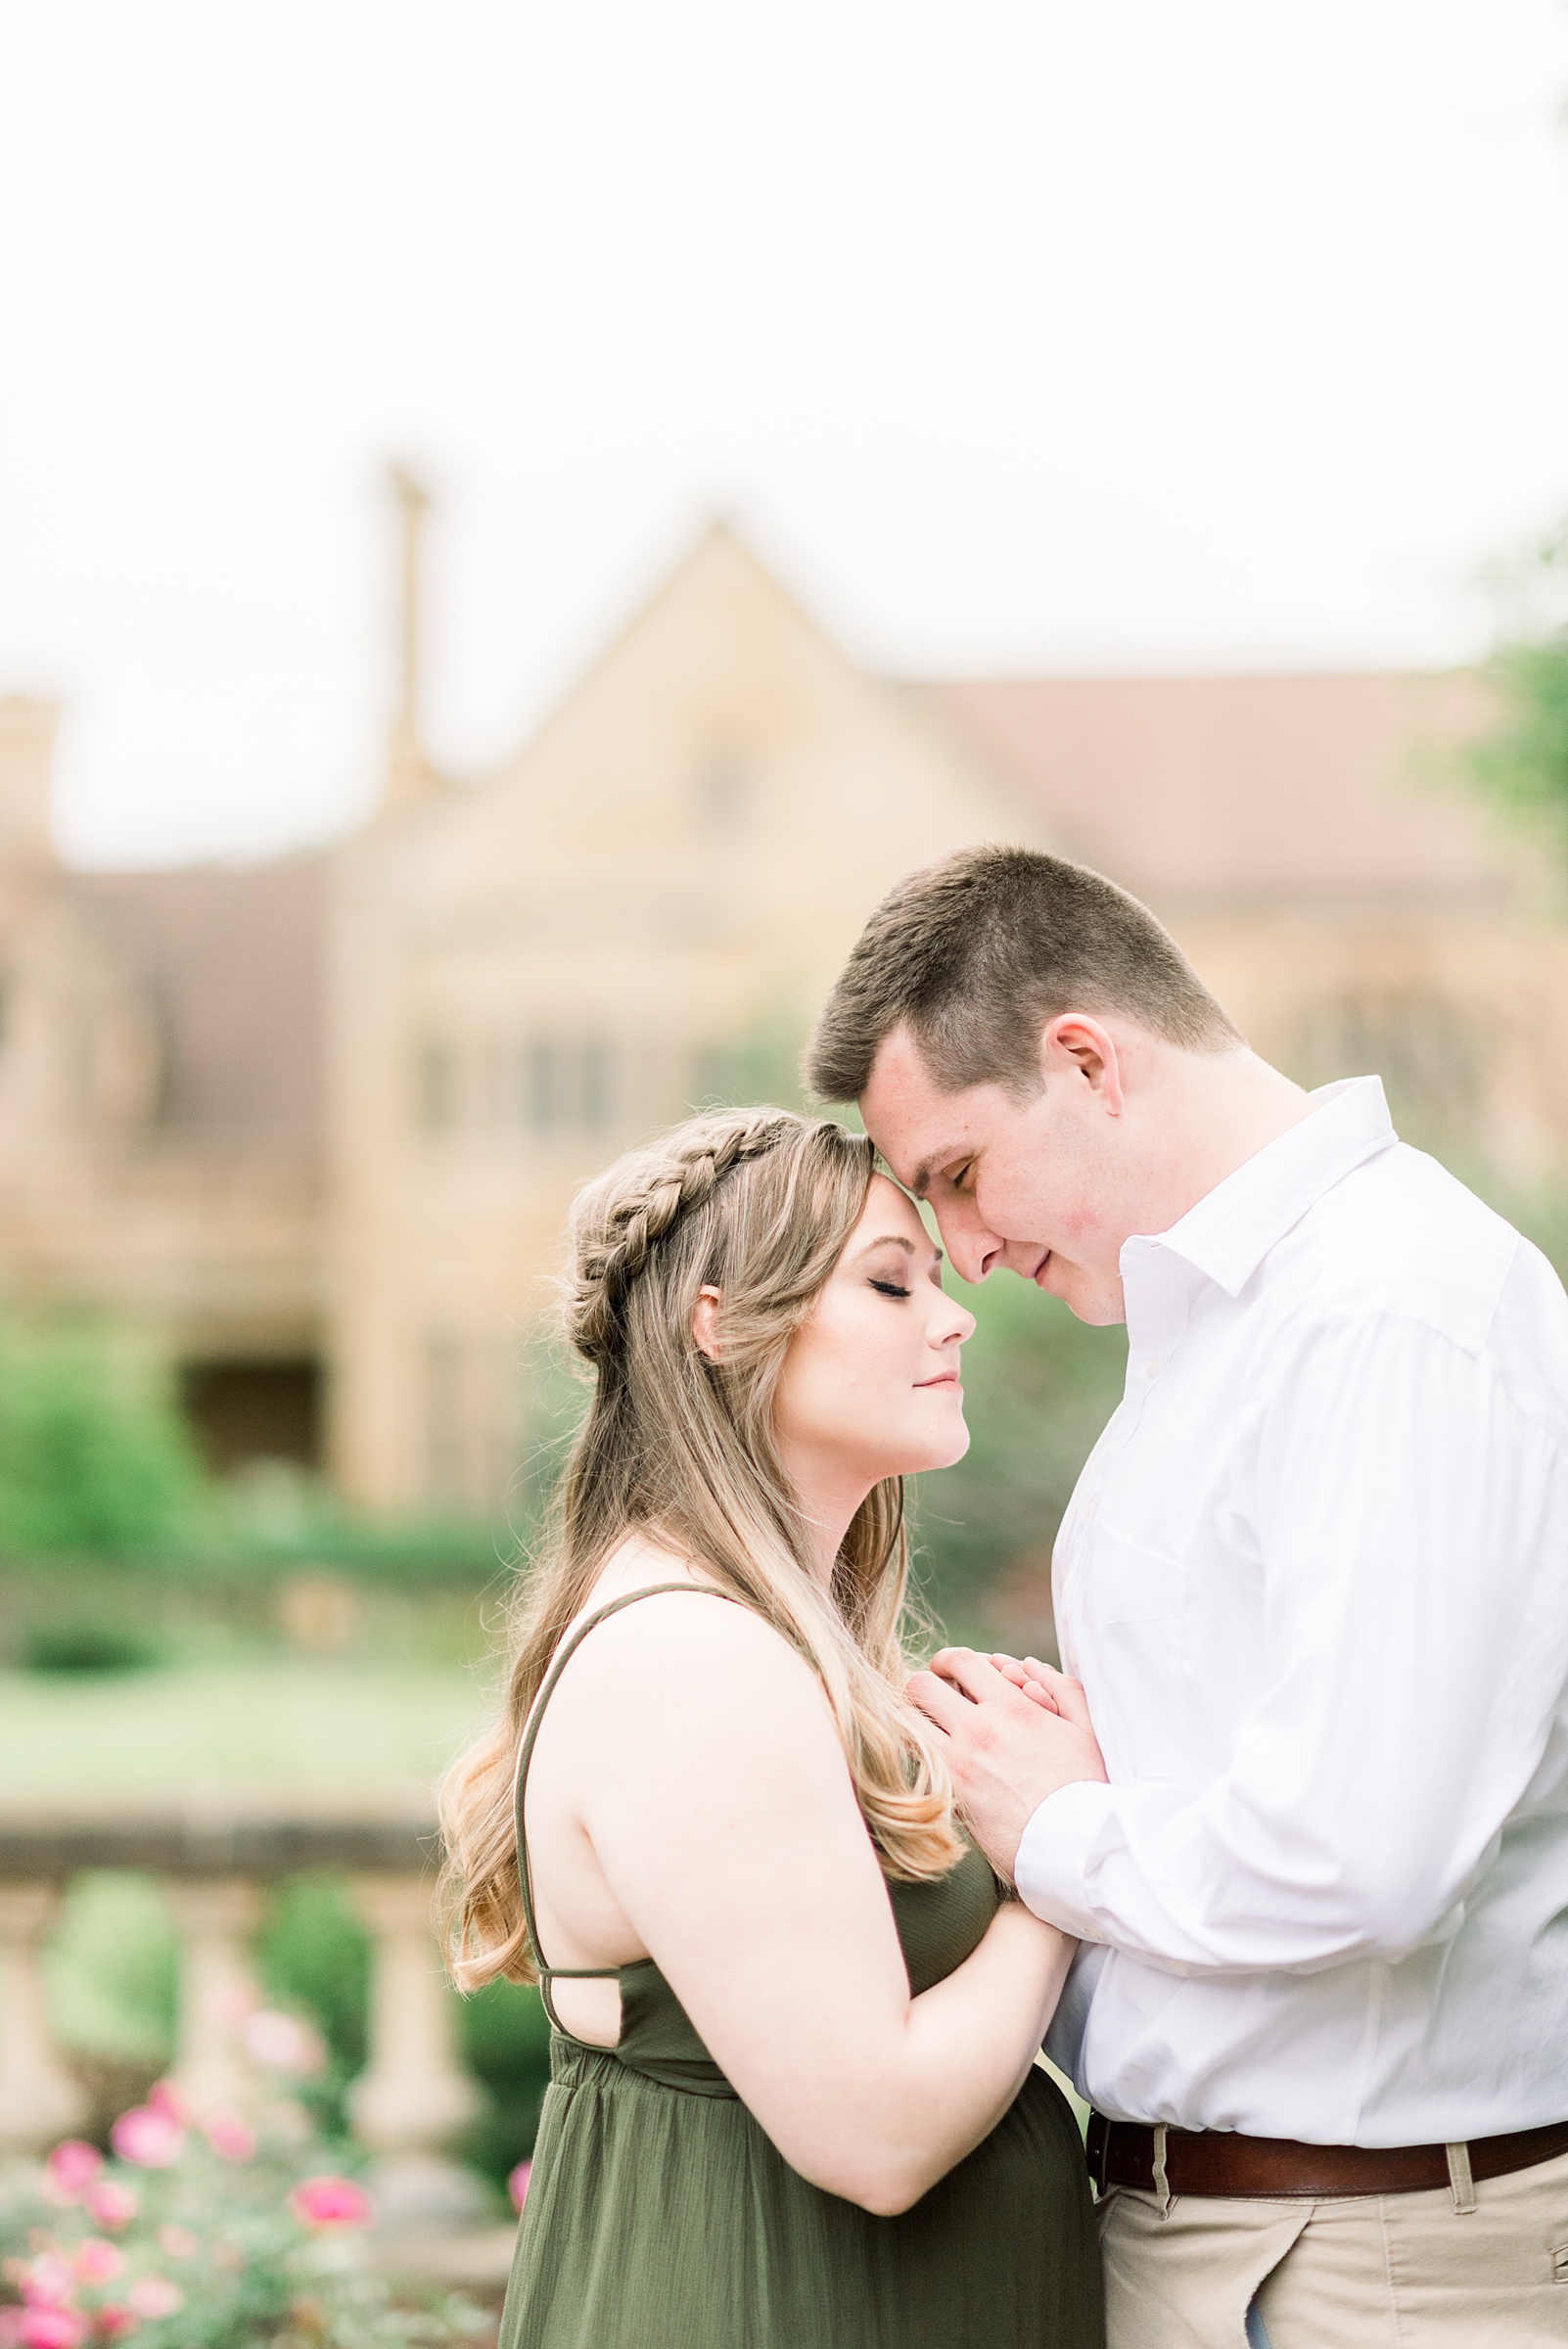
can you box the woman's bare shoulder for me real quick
[556,1538,826,1717]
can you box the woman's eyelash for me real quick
[869,1278,912,1299]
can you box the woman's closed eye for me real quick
[868,1278,912,1299]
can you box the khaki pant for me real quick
[1100,2148,1568,2348]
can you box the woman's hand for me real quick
[989,1651,1062,1712]
[905,1648,1109,1887]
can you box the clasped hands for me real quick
[905,1647,1108,1886]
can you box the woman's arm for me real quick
[535,1589,1073,2214]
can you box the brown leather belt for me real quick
[1086,2112,1568,2200]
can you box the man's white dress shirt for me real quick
[1021,1077,1568,2146]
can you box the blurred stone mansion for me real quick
[0,501,1559,1513]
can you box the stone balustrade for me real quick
[0,1809,483,2162]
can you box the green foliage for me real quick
[47,1872,179,2068]
[24,1622,164,1673]
[1469,634,1568,851]
[0,2124,493,2349]
[215,1463,501,1582]
[258,1879,373,2131]
[457,1979,553,2186]
[1467,519,1568,861]
[0,1313,207,1559]
[47,1872,553,2184]
[692,1002,816,1117]
[914,1274,1127,1628]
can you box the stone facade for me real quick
[0,523,1559,1513]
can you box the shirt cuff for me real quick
[1014,1780,1122,1939]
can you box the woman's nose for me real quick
[932,1298,976,1347]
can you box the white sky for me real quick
[3,0,1568,867]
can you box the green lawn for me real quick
[0,1659,494,1806]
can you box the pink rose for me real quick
[17,2312,87,2349]
[80,2186,138,2233]
[241,2010,325,2077]
[508,2161,531,2213]
[90,2310,137,2341]
[143,2084,188,2127]
[109,2110,183,2171]
[153,2231,196,2264]
[200,2111,255,2163]
[21,2254,75,2308]
[70,2246,123,2289]
[287,2176,375,2232]
[123,2283,180,2324]
[43,2144,103,2205]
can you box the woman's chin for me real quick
[891,1423,972,1478]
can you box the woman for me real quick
[440,1107,1102,2349]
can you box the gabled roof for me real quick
[926,671,1512,914]
[71,860,324,1155]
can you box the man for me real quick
[806,846,1568,2349]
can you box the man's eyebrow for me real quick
[911,1150,962,1199]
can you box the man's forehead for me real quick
[862,1033,975,1193]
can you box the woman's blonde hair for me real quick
[438,1104,963,1993]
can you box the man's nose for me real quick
[932,1201,1003,1285]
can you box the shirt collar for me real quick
[1128,1076,1399,1300]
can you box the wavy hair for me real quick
[438,1105,963,1992]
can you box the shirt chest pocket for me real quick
[1089,1522,1188,1625]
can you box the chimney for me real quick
[381,464,443,817]
[0,697,58,865]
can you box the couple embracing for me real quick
[442,848,1568,2349]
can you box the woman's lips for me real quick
[915,1371,961,1388]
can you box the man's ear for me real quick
[1041,1015,1125,1115]
[692,1285,723,1361]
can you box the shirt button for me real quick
[1145,1357,1161,1377]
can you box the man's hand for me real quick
[906,1647,1108,1883]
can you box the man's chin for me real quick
[1038,1255,1127,1327]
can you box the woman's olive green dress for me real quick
[498,1586,1103,2349]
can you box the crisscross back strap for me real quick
[514,1580,737,2032]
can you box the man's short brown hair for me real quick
[805,846,1242,1103]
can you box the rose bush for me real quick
[0,2094,495,2349]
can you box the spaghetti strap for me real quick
[496,1587,1104,2349]
[514,1579,736,2033]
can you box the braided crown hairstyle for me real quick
[439,1106,963,1992]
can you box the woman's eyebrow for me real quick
[853,1234,945,1271]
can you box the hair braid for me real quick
[567,1107,798,1364]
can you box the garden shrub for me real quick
[0,1316,205,1560]
[0,2101,496,2348]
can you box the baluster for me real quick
[0,1881,89,2153]
[346,1873,483,2155]
[163,1878,264,2113]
